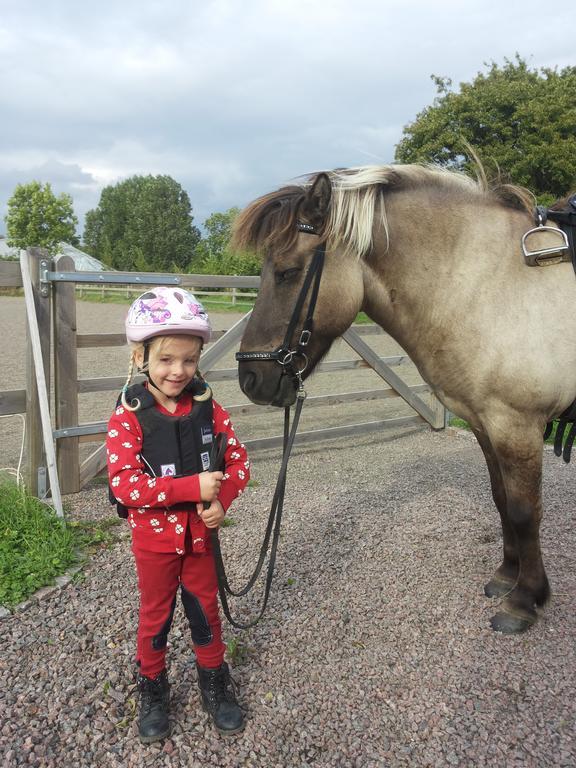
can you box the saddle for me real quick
[526,194,576,461]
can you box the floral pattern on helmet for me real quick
[125,286,211,343]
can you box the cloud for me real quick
[0,158,100,231]
[0,0,573,235]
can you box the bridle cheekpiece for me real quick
[235,221,326,394]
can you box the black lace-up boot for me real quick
[196,662,245,735]
[137,669,170,743]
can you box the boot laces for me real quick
[139,675,167,715]
[206,667,239,706]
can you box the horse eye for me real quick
[275,267,301,285]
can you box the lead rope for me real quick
[213,234,325,628]
[208,380,307,630]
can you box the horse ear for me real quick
[301,173,332,228]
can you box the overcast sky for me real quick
[0,0,573,237]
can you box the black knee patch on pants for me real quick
[181,585,213,646]
[152,596,176,650]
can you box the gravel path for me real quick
[2,425,576,767]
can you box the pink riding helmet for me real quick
[125,286,211,344]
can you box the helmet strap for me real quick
[140,342,160,392]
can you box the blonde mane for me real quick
[232,164,535,259]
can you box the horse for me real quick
[231,163,576,635]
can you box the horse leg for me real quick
[472,429,519,598]
[483,421,551,633]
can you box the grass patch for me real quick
[544,420,559,445]
[76,290,256,313]
[225,635,250,664]
[67,517,123,552]
[354,311,373,324]
[0,479,78,607]
[449,416,558,445]
[76,294,376,320]
[449,416,470,430]
[0,477,122,609]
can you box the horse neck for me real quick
[360,191,525,354]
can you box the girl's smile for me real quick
[136,335,203,409]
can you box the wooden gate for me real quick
[0,250,445,516]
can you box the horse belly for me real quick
[413,323,576,427]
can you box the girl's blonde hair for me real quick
[121,336,211,411]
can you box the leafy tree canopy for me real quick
[5,181,78,255]
[395,55,576,202]
[83,175,201,271]
[192,208,261,276]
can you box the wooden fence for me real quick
[0,251,445,514]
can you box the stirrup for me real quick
[522,214,570,266]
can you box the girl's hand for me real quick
[197,500,225,528]
[199,471,223,501]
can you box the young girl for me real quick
[106,286,250,743]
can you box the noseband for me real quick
[235,222,326,390]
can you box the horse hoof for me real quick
[484,578,514,599]
[489,610,536,634]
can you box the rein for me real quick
[209,223,326,629]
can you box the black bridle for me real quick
[235,222,326,391]
[208,222,326,629]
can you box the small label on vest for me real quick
[201,452,210,470]
[201,426,213,445]
[161,463,176,477]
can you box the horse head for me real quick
[234,173,365,406]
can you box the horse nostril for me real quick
[240,369,257,396]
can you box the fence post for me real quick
[24,249,51,495]
[428,392,447,430]
[53,255,80,493]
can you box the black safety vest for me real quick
[109,379,214,518]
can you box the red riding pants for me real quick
[132,543,226,678]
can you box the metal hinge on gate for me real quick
[39,259,52,297]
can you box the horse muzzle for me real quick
[237,360,299,407]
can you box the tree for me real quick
[83,175,201,271]
[5,181,78,255]
[395,56,576,201]
[193,208,261,276]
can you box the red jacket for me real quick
[106,389,249,553]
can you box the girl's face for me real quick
[137,335,202,404]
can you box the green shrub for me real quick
[0,479,78,607]
[0,479,123,609]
